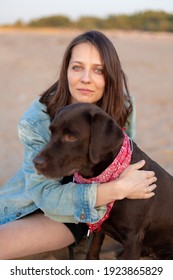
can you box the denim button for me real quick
[16,212,21,217]
[80,213,85,220]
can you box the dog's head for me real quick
[33,103,124,178]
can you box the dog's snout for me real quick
[33,155,46,170]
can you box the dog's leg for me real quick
[119,234,144,260]
[86,231,105,259]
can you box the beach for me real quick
[0,28,173,259]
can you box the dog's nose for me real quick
[33,156,46,170]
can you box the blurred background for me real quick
[0,0,173,260]
[0,0,173,184]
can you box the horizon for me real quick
[1,0,173,25]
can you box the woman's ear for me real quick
[89,113,124,164]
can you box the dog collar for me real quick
[74,132,132,233]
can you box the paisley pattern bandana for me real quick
[73,132,132,233]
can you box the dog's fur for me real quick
[34,103,173,259]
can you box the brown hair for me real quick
[40,30,132,127]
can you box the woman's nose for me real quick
[81,70,91,83]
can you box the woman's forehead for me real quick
[70,42,103,65]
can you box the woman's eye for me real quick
[95,68,104,74]
[72,65,81,71]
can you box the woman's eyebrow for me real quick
[69,60,82,64]
[70,60,103,66]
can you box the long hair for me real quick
[40,30,132,127]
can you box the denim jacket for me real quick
[0,98,136,225]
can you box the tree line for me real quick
[8,11,173,32]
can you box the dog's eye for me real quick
[62,134,77,142]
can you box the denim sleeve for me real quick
[124,95,136,140]
[18,119,104,223]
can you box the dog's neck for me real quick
[80,139,124,178]
[74,133,132,186]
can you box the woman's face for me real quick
[67,42,105,104]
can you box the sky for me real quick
[0,0,173,24]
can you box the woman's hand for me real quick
[96,160,157,207]
[117,160,157,199]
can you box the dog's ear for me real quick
[89,113,124,164]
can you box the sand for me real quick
[0,28,173,259]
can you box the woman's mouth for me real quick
[78,88,93,94]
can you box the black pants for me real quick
[64,223,88,246]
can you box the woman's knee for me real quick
[0,214,75,259]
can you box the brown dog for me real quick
[33,103,173,259]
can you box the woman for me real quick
[0,30,157,259]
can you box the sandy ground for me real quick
[0,28,173,260]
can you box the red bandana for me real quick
[73,132,132,233]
